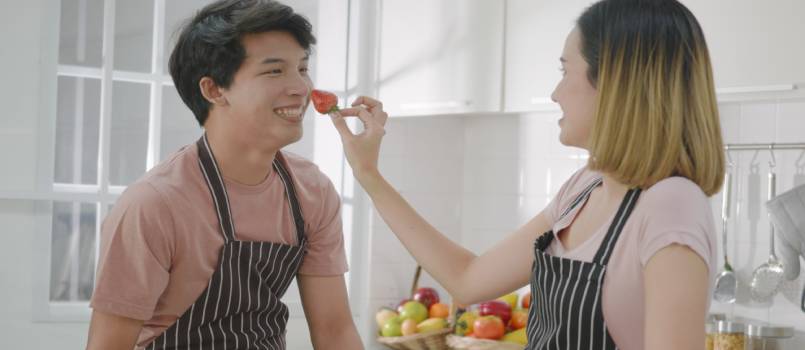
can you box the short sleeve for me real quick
[543,167,598,225]
[89,182,174,321]
[637,177,715,269]
[297,176,348,276]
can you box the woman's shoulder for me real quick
[633,176,715,236]
[639,176,710,212]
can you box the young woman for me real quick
[331,0,724,348]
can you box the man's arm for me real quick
[86,310,144,350]
[298,274,363,350]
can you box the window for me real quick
[1,0,357,322]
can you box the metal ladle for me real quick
[714,160,737,303]
[750,149,785,302]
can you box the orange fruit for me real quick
[429,303,449,319]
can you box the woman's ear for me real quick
[199,77,229,106]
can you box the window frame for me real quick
[3,0,366,323]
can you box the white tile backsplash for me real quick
[710,98,805,345]
[367,98,805,347]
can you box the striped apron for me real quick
[146,134,307,350]
[525,178,641,350]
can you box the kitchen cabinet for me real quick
[377,0,504,117]
[684,0,805,92]
[504,0,597,112]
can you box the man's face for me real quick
[218,31,313,149]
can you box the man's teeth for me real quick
[274,108,303,117]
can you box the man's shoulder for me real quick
[280,151,332,190]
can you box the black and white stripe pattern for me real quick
[145,135,307,350]
[526,178,641,350]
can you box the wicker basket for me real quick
[445,334,525,350]
[377,328,452,350]
[376,266,453,350]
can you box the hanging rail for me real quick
[724,143,805,151]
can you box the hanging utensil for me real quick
[714,160,737,303]
[750,149,785,302]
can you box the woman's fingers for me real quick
[351,95,383,110]
[351,96,389,126]
[329,111,354,139]
[338,107,382,133]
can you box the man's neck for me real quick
[205,127,278,186]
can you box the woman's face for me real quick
[551,28,598,149]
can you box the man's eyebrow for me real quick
[260,55,310,64]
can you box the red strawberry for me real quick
[311,89,339,114]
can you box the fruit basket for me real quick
[445,334,525,350]
[378,328,452,350]
[376,266,453,350]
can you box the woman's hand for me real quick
[329,96,389,182]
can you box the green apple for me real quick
[375,308,398,328]
[398,301,428,323]
[381,317,403,337]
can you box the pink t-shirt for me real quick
[543,167,717,350]
[89,144,348,348]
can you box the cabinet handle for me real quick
[399,100,472,110]
[716,84,796,94]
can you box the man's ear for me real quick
[199,77,229,106]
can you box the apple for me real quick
[375,308,398,329]
[399,301,428,323]
[381,317,402,337]
[479,300,512,325]
[401,318,418,336]
[413,287,440,309]
[396,299,412,313]
[473,316,505,340]
[522,291,532,309]
[497,292,518,310]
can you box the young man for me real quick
[86,1,363,349]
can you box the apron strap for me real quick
[593,188,642,265]
[197,134,237,242]
[558,177,603,220]
[272,152,307,245]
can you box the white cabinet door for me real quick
[504,0,597,112]
[377,0,504,117]
[682,0,805,91]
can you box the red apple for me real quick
[413,287,440,309]
[479,300,512,325]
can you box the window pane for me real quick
[58,0,104,67]
[114,0,154,72]
[54,76,101,185]
[160,86,201,161]
[163,0,216,73]
[110,81,150,186]
[50,201,97,302]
